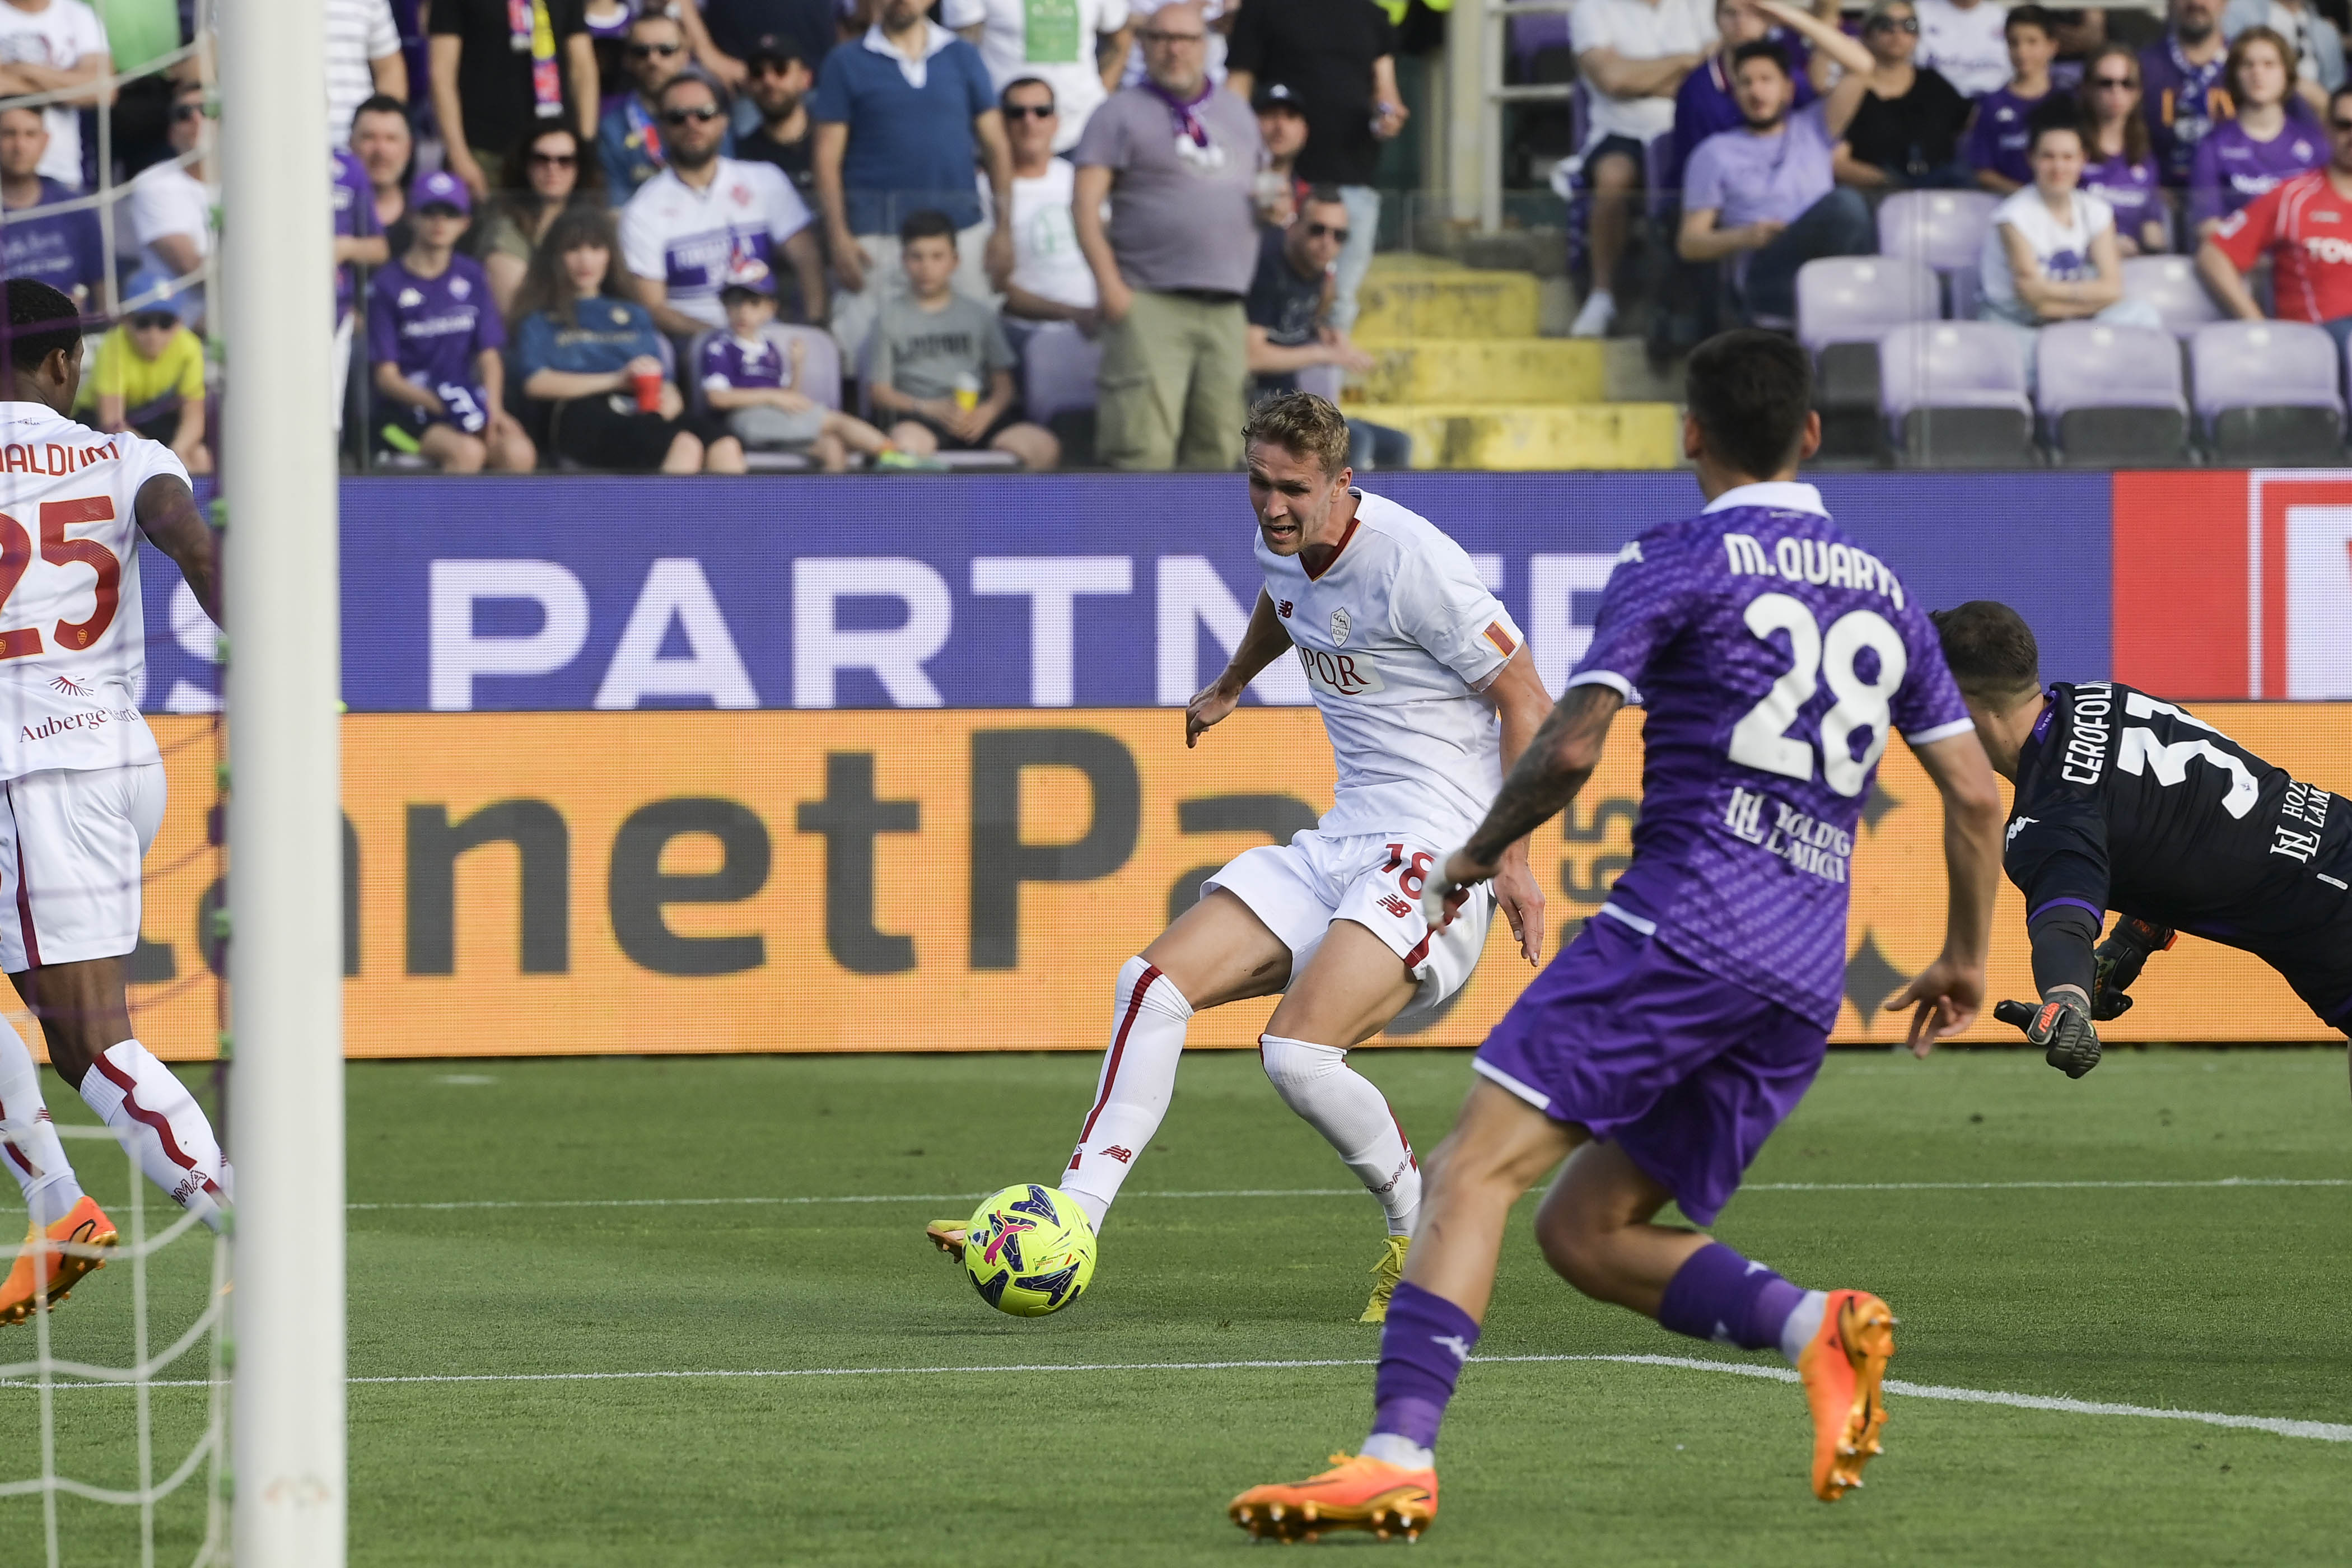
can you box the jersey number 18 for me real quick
[1727,592,1906,799]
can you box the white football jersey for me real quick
[0,402,186,782]
[1257,490,1526,844]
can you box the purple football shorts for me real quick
[1471,910,1827,1227]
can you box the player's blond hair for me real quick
[1243,391,1351,478]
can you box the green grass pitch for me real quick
[4,1044,2349,1566]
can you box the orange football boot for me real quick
[923,1220,967,1259]
[0,1196,118,1326]
[1229,1453,1437,1543]
[1797,1288,1896,1501]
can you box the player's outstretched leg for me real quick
[0,1014,114,1324]
[1534,1141,1892,1502]
[76,1039,232,1230]
[1259,1034,1417,1320]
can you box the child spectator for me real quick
[2078,41,2171,253]
[869,209,1060,469]
[80,272,208,474]
[699,258,920,470]
[2188,26,2323,236]
[511,206,744,473]
[1970,6,2061,194]
[367,170,537,472]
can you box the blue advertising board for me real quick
[130,472,2115,715]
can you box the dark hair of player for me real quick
[1242,390,1351,477]
[899,207,958,246]
[2005,3,2056,39]
[3,278,80,374]
[2026,96,2088,154]
[1729,39,1791,77]
[1683,329,1810,480]
[1928,600,2042,703]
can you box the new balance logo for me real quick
[1432,1334,1470,1363]
[1378,894,1412,918]
[1277,599,1294,618]
[1102,1145,1134,1164]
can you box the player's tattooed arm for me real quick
[1186,590,1295,749]
[1479,647,1556,964]
[134,473,218,628]
[1431,683,1625,920]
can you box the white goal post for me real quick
[217,2,346,1563]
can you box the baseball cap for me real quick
[410,168,472,217]
[718,256,776,297]
[744,32,804,68]
[121,266,199,326]
[1253,81,1304,114]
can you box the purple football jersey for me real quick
[697,331,785,390]
[332,148,379,326]
[2083,151,2162,240]
[2188,115,2324,228]
[366,254,503,395]
[2141,38,2228,184]
[1964,86,2052,186]
[1566,482,1975,1028]
[0,178,102,311]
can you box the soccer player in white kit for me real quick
[931,393,1553,1320]
[0,279,230,1325]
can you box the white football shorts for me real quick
[1203,828,1496,1032]
[0,762,165,972]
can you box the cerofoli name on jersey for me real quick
[1296,645,1385,696]
[2060,682,2113,786]
[1719,530,1906,608]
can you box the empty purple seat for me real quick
[1796,257,1941,354]
[1510,10,1573,72]
[1021,321,1103,427]
[2190,320,2344,461]
[1877,189,1999,316]
[2035,320,2188,463]
[2121,255,2223,337]
[1878,321,2034,465]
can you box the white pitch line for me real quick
[11,1353,2348,1444]
[346,1177,2352,1213]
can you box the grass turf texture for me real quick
[4,1046,2349,1566]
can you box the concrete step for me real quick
[1366,402,1684,471]
[1355,269,1543,342]
[1351,338,1605,406]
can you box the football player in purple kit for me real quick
[1229,331,2006,1542]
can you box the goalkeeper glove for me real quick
[2090,917,2176,1021]
[1994,995,2102,1079]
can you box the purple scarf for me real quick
[1145,78,1216,148]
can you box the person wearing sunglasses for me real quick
[1967,5,2062,196]
[2187,26,2325,240]
[1244,189,1408,469]
[600,9,733,199]
[2199,81,2352,351]
[483,124,604,319]
[429,0,599,204]
[997,77,1103,335]
[2076,41,2171,254]
[124,81,211,330]
[81,276,209,477]
[941,0,1132,152]
[733,34,820,203]
[1833,0,1973,188]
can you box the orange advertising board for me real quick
[106,707,2352,1063]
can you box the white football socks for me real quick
[1062,956,1194,1234]
[77,1041,232,1233]
[1258,1034,1421,1237]
[1361,1432,1435,1469]
[0,1015,83,1230]
[1779,1290,1829,1366]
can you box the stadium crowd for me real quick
[3,0,2352,470]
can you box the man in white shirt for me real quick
[995,77,1100,332]
[127,80,209,326]
[0,0,108,187]
[326,0,408,147]
[620,72,828,334]
[1570,0,1716,337]
[946,0,1131,150]
[1914,0,2011,95]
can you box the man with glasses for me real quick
[622,72,827,335]
[125,80,209,328]
[732,33,819,202]
[1072,1,1264,469]
[998,78,1101,335]
[1245,189,1411,469]
[601,8,730,199]
[810,0,1014,363]
[429,0,599,202]
[944,0,1131,150]
[2199,82,2352,349]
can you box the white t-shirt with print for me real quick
[1570,0,1718,144]
[619,158,815,329]
[941,0,1129,150]
[1914,0,2010,96]
[0,0,108,184]
[1980,185,2114,321]
[1008,156,1098,308]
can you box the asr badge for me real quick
[1330,606,1351,647]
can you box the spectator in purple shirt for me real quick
[2077,43,2171,253]
[333,145,386,442]
[2188,25,2323,234]
[0,107,102,315]
[2143,0,2230,185]
[1677,2,1877,323]
[1665,0,1826,194]
[367,170,537,472]
[1969,5,2060,194]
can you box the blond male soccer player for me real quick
[931,391,1554,1320]
[0,279,230,1324]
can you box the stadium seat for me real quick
[1878,321,2036,466]
[684,324,843,473]
[2190,320,2344,464]
[1021,321,1102,426]
[2121,254,2223,337]
[1877,189,1999,318]
[2034,321,2188,465]
[1796,258,1940,456]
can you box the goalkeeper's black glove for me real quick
[1993,995,2102,1079]
[2090,917,2176,1021]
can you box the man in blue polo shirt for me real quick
[810,0,1014,361]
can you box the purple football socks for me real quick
[1369,1281,1482,1450]
[1656,1241,1806,1353]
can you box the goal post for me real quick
[217,2,347,1563]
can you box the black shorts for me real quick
[1576,133,1650,190]
[2255,917,2352,1033]
[902,407,1017,451]
[550,393,729,470]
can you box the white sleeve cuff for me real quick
[1565,670,1641,705]
[1904,716,1978,746]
